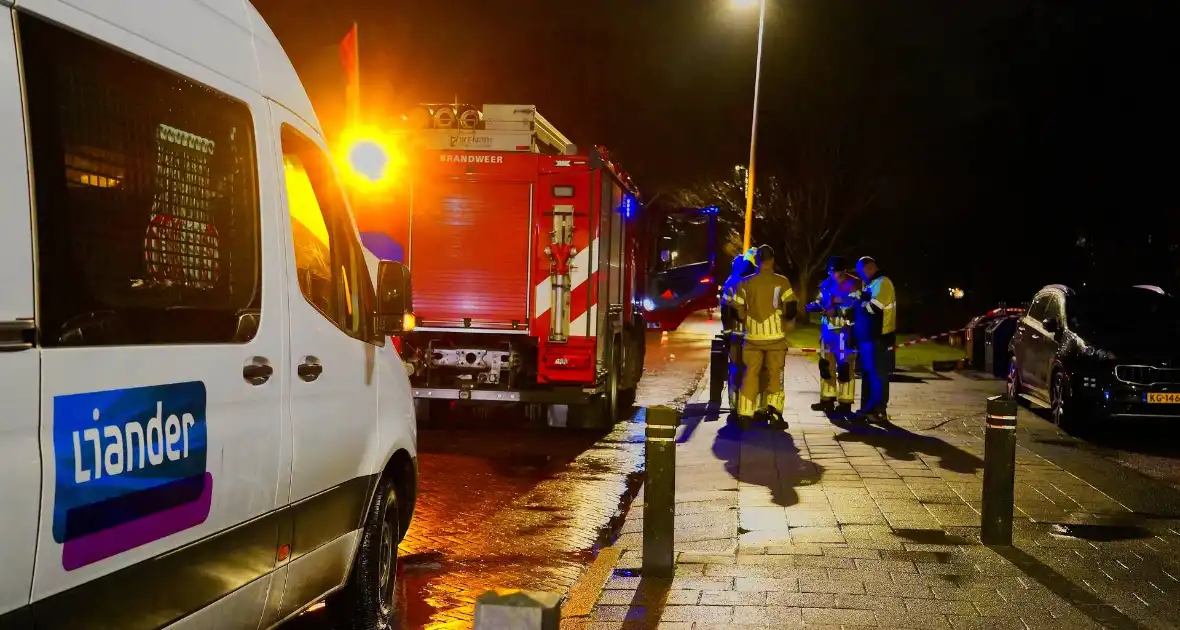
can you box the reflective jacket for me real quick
[807,276,860,344]
[721,257,756,333]
[852,271,897,341]
[734,270,797,343]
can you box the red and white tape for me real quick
[794,307,1024,354]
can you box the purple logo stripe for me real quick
[62,473,213,571]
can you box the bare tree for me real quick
[674,128,877,321]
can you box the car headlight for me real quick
[642,298,656,312]
[1082,346,1117,361]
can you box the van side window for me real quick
[20,14,261,347]
[281,126,379,345]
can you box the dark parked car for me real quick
[1008,284,1180,427]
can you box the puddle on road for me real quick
[318,322,710,629]
[1031,437,1081,448]
[893,528,974,545]
[1048,523,1153,542]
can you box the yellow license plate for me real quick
[1146,392,1180,404]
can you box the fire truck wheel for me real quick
[413,398,443,428]
[619,388,637,411]
[524,403,548,425]
[621,326,645,392]
[569,391,617,430]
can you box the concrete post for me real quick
[473,589,561,630]
[643,405,678,577]
[981,395,1018,545]
[709,335,727,406]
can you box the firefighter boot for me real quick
[813,357,837,411]
[835,360,855,416]
[767,406,789,429]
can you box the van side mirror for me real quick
[375,260,413,335]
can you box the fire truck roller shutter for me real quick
[410,181,533,326]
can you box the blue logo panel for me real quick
[52,381,209,551]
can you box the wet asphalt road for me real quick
[1041,411,1180,491]
[285,313,716,629]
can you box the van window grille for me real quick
[20,13,260,346]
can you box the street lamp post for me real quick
[737,0,767,252]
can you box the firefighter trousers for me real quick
[818,335,856,404]
[738,339,787,417]
[727,333,767,409]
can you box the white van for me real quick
[0,1,418,628]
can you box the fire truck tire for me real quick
[568,394,615,430]
[525,403,548,424]
[414,398,443,428]
[570,348,621,429]
[621,326,645,392]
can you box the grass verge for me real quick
[786,323,965,367]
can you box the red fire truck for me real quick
[354,104,714,427]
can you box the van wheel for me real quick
[328,475,400,630]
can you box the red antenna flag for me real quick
[339,22,359,125]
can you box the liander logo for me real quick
[53,381,211,570]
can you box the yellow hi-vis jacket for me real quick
[733,270,797,343]
[853,273,897,339]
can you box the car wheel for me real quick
[1006,358,1022,401]
[328,476,400,630]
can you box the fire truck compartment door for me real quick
[411,181,533,327]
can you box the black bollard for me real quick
[643,405,678,577]
[709,335,727,406]
[981,395,1018,545]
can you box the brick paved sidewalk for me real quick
[564,357,1180,629]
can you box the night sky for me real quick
[252,0,1180,329]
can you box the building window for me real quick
[21,13,260,347]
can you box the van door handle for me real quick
[298,359,323,382]
[0,320,35,352]
[243,362,273,385]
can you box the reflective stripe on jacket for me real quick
[735,271,797,342]
[810,276,860,343]
[853,272,897,339]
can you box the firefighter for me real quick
[733,245,798,428]
[852,256,898,422]
[806,257,860,414]
[720,250,758,409]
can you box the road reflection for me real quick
[284,312,717,629]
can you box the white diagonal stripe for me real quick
[534,276,551,318]
[534,237,597,319]
[571,238,595,288]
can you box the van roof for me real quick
[13,0,321,133]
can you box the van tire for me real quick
[328,475,400,629]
